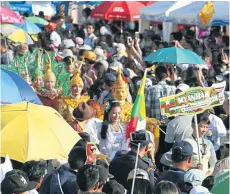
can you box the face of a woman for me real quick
[33,77,43,88]
[71,84,83,97]
[109,106,122,124]
[44,78,56,90]
[198,121,209,138]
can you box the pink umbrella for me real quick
[0,6,24,24]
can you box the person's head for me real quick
[17,43,28,56]
[127,169,152,194]
[171,141,193,170]
[43,66,56,90]
[70,70,84,98]
[84,51,96,69]
[130,130,154,158]
[102,180,125,194]
[21,160,46,190]
[155,66,168,81]
[100,101,122,139]
[176,83,190,94]
[0,39,8,53]
[223,91,230,114]
[184,169,205,191]
[192,113,210,138]
[68,146,87,170]
[154,181,179,194]
[77,164,100,193]
[96,165,109,191]
[73,102,95,122]
[202,176,214,191]
[202,50,212,64]
[103,73,117,90]
[38,11,44,18]
[184,66,201,87]
[1,169,37,194]
[63,56,76,74]
[87,23,95,35]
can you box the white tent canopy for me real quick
[168,1,230,26]
[140,0,192,22]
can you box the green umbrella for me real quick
[26,16,48,25]
[144,47,206,65]
[211,171,230,194]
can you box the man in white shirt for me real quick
[84,22,97,48]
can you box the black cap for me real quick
[96,165,109,185]
[103,73,117,87]
[1,169,37,194]
[172,141,193,163]
[102,180,125,194]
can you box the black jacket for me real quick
[109,151,155,191]
[39,164,78,194]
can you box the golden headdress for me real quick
[43,53,56,81]
[112,68,128,89]
[70,69,84,87]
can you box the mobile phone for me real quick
[127,37,132,45]
[135,32,139,39]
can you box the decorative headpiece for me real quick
[43,52,56,81]
[70,69,84,87]
[112,68,128,90]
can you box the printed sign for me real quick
[160,87,222,117]
[211,81,226,104]
[85,142,100,164]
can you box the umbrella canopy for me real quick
[1,24,33,44]
[15,20,41,34]
[91,1,145,21]
[168,1,230,26]
[77,1,101,6]
[0,6,24,24]
[1,102,81,163]
[1,68,42,105]
[26,16,48,25]
[211,171,230,194]
[140,0,192,22]
[139,1,156,6]
[144,47,206,65]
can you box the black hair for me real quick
[102,180,125,194]
[63,56,74,64]
[155,66,168,81]
[77,164,100,192]
[96,159,109,170]
[154,181,179,194]
[184,66,200,87]
[100,101,121,139]
[21,160,46,182]
[192,113,210,125]
[38,11,44,18]
[74,132,91,148]
[68,146,87,170]
[202,50,212,59]
[83,8,92,18]
[202,176,214,191]
[94,62,106,79]
[86,22,95,29]
[127,179,152,194]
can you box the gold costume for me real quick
[59,70,90,123]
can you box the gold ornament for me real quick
[112,68,128,90]
[43,53,56,81]
[199,1,214,25]
[70,69,84,88]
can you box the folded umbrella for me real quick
[1,102,81,163]
[144,47,206,65]
[1,68,42,105]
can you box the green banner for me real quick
[160,87,222,117]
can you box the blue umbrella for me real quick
[77,1,101,6]
[15,20,41,34]
[144,47,206,65]
[1,68,42,105]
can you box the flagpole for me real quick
[194,114,201,163]
[131,143,141,194]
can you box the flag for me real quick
[160,96,176,109]
[126,71,147,139]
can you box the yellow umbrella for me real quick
[1,102,81,163]
[1,24,33,44]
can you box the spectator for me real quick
[109,130,155,192]
[126,168,152,194]
[77,164,100,194]
[85,23,98,48]
[0,39,14,65]
[22,160,47,194]
[156,141,193,192]
[154,181,179,194]
[202,176,214,191]
[102,180,125,194]
[184,113,217,177]
[39,146,87,194]
[1,169,37,194]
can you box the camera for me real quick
[130,131,148,142]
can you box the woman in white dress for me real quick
[98,100,129,160]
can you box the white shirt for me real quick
[50,31,61,47]
[185,137,217,175]
[84,33,97,48]
[207,114,227,151]
[165,115,194,143]
[84,118,102,144]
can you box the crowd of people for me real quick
[0,6,230,194]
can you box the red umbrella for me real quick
[139,1,157,6]
[91,1,146,21]
[0,6,24,24]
